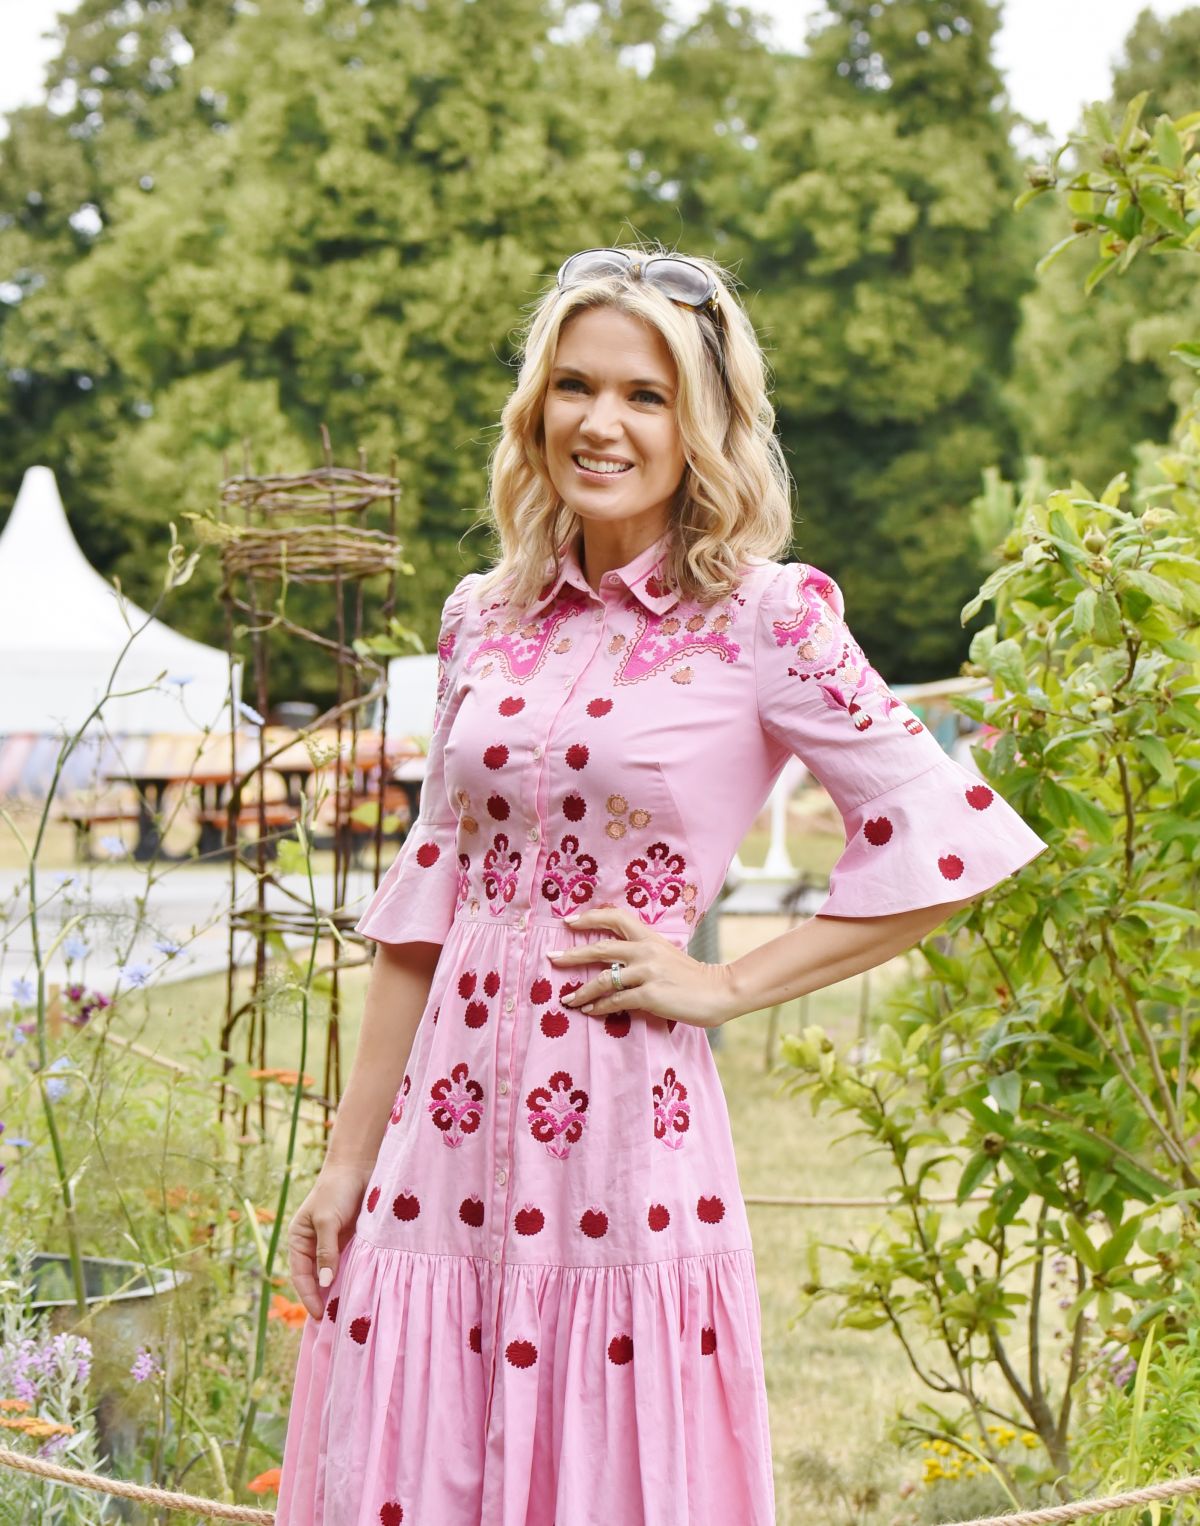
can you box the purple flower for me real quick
[130,1347,163,1383]
[9,976,34,1005]
[98,835,128,858]
[63,936,91,962]
[117,963,152,988]
[66,984,85,1002]
[153,937,182,957]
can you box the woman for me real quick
[278,245,1048,1524]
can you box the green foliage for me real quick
[1009,8,1200,497]
[1,0,1043,699]
[781,91,1200,1507]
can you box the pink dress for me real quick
[276,530,1048,1525]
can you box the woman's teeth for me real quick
[575,455,632,475]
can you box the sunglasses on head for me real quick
[556,248,720,317]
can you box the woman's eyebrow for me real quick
[551,363,674,391]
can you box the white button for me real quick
[592,610,603,623]
[496,1168,507,1185]
[498,1078,510,1095]
[528,825,539,843]
[492,1248,501,1264]
[533,745,543,759]
[504,996,515,1013]
[517,913,527,929]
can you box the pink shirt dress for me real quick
[276,529,1048,1525]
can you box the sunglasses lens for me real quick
[559,250,631,287]
[643,259,715,308]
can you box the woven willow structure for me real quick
[216,431,405,1137]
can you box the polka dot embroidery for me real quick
[498,696,525,715]
[415,842,440,868]
[349,1315,371,1344]
[468,1324,482,1353]
[483,745,509,770]
[696,1195,725,1224]
[587,697,613,717]
[565,743,589,770]
[939,854,965,880]
[863,816,893,847]
[966,784,994,810]
[487,794,510,820]
[325,1296,339,1322]
[379,1502,405,1526]
[701,1326,717,1356]
[608,1333,634,1365]
[506,1339,538,1369]
[563,793,587,822]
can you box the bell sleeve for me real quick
[354,572,479,946]
[755,561,1048,918]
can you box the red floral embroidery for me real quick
[579,1206,608,1238]
[514,1204,544,1235]
[966,784,994,810]
[938,854,965,880]
[563,791,587,822]
[392,1190,420,1220]
[541,1011,570,1038]
[380,1503,405,1526]
[530,977,552,1004]
[647,1203,670,1232]
[526,1069,589,1160]
[625,840,689,923]
[863,816,893,846]
[700,1326,717,1355]
[696,1194,725,1224]
[541,832,598,917]
[652,1066,691,1149]
[483,744,509,770]
[349,1315,371,1344]
[506,1338,538,1369]
[484,970,500,996]
[459,1196,484,1227]
[455,852,470,907]
[587,697,613,717]
[458,971,476,997]
[468,1324,482,1353]
[565,743,589,770]
[366,1185,380,1212]
[604,1013,630,1038]
[487,793,510,820]
[390,1073,411,1124]
[325,1295,339,1321]
[482,831,522,912]
[428,1062,485,1147]
[498,695,525,715]
[608,1333,634,1364]
[415,841,440,868]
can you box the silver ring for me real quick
[609,961,625,992]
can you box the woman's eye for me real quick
[554,378,586,393]
[634,390,664,406]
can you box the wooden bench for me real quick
[58,805,143,864]
[195,803,300,859]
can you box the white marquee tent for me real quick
[0,465,239,739]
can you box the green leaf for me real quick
[1098,1214,1143,1273]
[988,1071,1022,1116]
[275,837,309,877]
[1153,117,1183,171]
[1117,90,1150,151]
[957,1151,997,1203]
[1135,736,1176,785]
[1072,588,1096,636]
[989,639,1027,694]
[1084,256,1117,295]
[1137,186,1191,239]
[1064,1215,1101,1272]
[1121,568,1184,611]
[1094,591,1124,644]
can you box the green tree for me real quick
[1007,7,1200,492]
[746,0,1038,680]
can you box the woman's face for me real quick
[542,305,687,542]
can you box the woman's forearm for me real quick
[323,941,441,1174]
[724,895,978,1019]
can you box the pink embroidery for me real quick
[652,1066,691,1149]
[455,852,471,906]
[467,585,589,683]
[428,1062,485,1147]
[526,1069,589,1160]
[625,840,689,923]
[390,1074,411,1124]
[614,603,740,685]
[541,832,598,917]
[482,831,522,912]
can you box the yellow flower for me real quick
[1021,1432,1040,1449]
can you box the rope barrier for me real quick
[0,1445,275,1522]
[6,1434,1200,1524]
[943,1471,1200,1524]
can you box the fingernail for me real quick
[318,1266,333,1287]
[563,914,579,924]
[580,1003,593,1013]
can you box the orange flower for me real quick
[268,1294,308,1329]
[247,1466,284,1495]
[254,1205,276,1224]
[249,1067,314,1086]
[0,1399,30,1413]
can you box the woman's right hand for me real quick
[287,1161,373,1320]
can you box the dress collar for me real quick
[525,529,680,619]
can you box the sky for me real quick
[0,0,1195,142]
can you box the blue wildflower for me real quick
[117,963,152,988]
[62,935,91,962]
[9,976,34,1005]
[98,835,128,858]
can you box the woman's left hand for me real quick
[545,905,738,1031]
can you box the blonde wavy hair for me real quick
[474,242,795,610]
